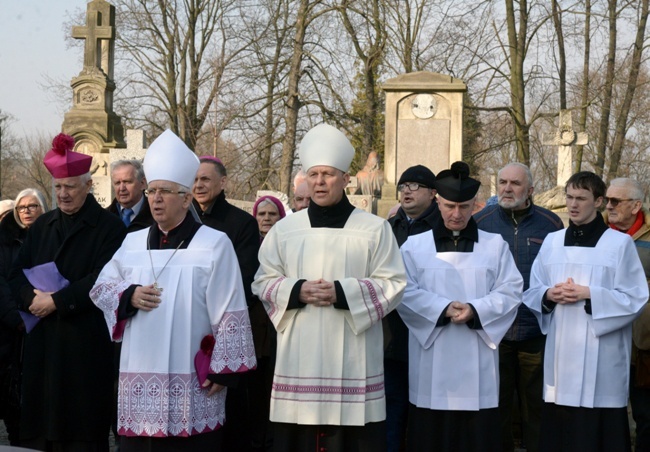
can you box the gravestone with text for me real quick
[379,72,466,218]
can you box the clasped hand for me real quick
[546,277,590,304]
[299,279,336,307]
[446,301,474,324]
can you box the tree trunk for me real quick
[279,0,310,196]
[576,0,591,172]
[552,0,567,109]
[594,0,617,177]
[607,0,649,180]
[505,0,530,165]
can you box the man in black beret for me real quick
[398,161,523,451]
[385,164,438,451]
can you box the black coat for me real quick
[193,192,260,304]
[387,201,440,247]
[385,202,440,362]
[107,195,154,232]
[9,194,126,442]
[0,214,25,334]
[0,213,26,422]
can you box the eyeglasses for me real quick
[144,188,187,197]
[604,197,635,207]
[16,204,40,213]
[398,182,428,192]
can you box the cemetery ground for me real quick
[0,410,639,450]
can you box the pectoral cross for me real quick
[153,282,164,293]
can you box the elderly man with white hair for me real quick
[604,177,650,451]
[10,134,126,451]
[252,124,406,452]
[91,130,256,451]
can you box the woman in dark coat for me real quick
[0,188,48,445]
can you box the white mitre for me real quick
[299,124,355,172]
[143,129,200,188]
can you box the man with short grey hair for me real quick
[400,161,523,450]
[10,134,126,450]
[108,159,152,232]
[605,177,650,451]
[474,162,563,452]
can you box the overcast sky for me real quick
[0,0,85,137]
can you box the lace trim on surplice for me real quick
[211,309,257,373]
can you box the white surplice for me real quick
[90,226,256,437]
[398,230,523,411]
[523,229,648,408]
[251,209,406,426]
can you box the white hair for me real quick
[609,178,645,201]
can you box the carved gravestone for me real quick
[379,72,466,218]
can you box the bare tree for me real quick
[593,0,618,176]
[336,0,386,162]
[1,131,53,199]
[0,110,14,197]
[551,0,567,109]
[115,0,247,149]
[575,0,592,172]
[607,0,650,180]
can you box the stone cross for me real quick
[542,109,589,187]
[72,0,115,75]
[110,130,148,165]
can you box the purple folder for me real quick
[20,262,70,333]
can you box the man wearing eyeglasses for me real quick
[91,130,256,451]
[474,163,563,452]
[524,171,647,451]
[604,178,650,451]
[384,164,438,451]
